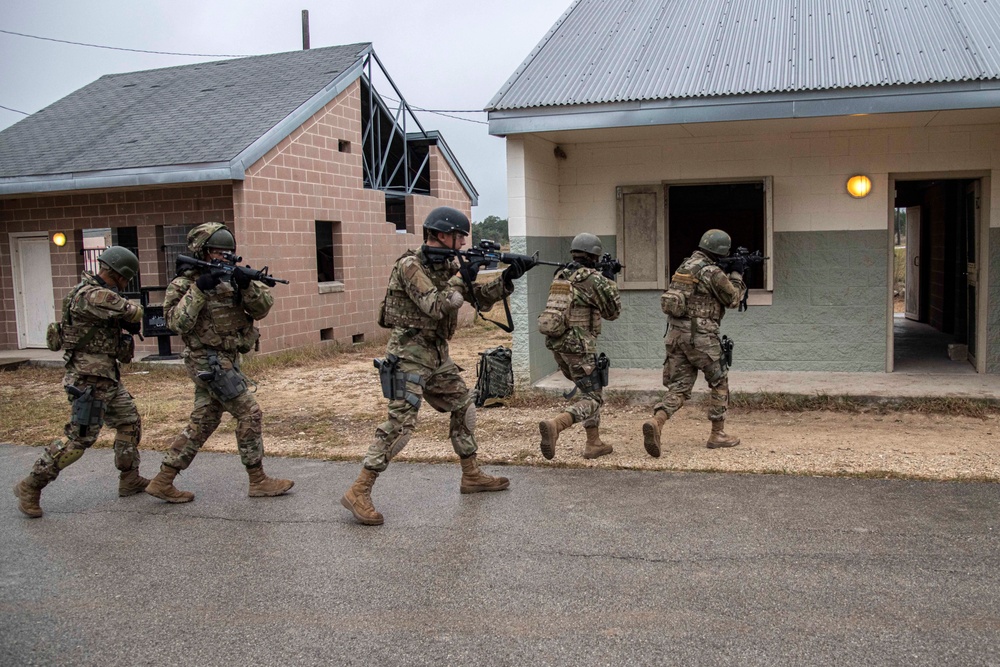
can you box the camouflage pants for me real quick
[161,357,263,470]
[363,357,477,472]
[31,374,142,486]
[553,351,603,428]
[654,327,730,423]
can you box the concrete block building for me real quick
[0,44,476,356]
[487,0,1000,380]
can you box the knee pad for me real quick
[450,402,476,438]
[53,444,85,470]
[387,432,412,461]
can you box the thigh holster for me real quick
[374,354,424,408]
[67,385,105,431]
[196,352,248,402]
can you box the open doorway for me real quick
[892,178,980,373]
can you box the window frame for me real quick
[615,177,773,293]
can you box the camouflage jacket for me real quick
[383,247,511,367]
[545,264,621,355]
[668,250,746,335]
[62,272,143,381]
[164,269,273,364]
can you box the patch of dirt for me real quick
[3,319,999,482]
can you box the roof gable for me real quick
[488,0,1000,111]
[0,44,371,181]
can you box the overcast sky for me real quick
[0,0,574,219]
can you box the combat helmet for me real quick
[570,232,602,257]
[97,246,140,282]
[187,222,234,259]
[698,229,732,257]
[423,207,470,236]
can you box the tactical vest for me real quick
[665,255,724,321]
[380,251,459,340]
[61,279,122,355]
[187,280,256,353]
[564,267,602,336]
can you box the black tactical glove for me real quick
[196,271,221,291]
[727,257,747,276]
[458,261,481,286]
[502,257,533,285]
[121,319,141,335]
[233,265,255,289]
[601,266,617,281]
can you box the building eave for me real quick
[0,163,236,197]
[488,80,1000,136]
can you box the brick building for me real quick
[0,43,476,356]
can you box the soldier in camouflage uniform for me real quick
[13,247,147,518]
[341,206,531,526]
[537,233,621,460]
[643,229,747,456]
[145,222,293,503]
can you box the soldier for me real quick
[642,229,747,456]
[340,206,530,526]
[537,233,621,460]
[145,222,292,503]
[13,246,147,518]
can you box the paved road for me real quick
[2,443,998,666]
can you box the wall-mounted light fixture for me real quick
[846,174,872,198]
[52,232,67,247]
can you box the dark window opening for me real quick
[667,183,766,289]
[338,140,351,153]
[316,220,343,282]
[385,195,406,232]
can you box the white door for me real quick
[11,234,55,348]
[905,206,921,321]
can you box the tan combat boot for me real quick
[118,469,151,497]
[247,464,294,497]
[538,412,574,460]
[13,478,43,518]
[642,410,669,458]
[145,464,195,503]
[582,426,613,459]
[459,454,510,494]
[707,419,741,449]
[341,468,384,525]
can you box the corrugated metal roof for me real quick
[488,0,1000,111]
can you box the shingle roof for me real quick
[488,0,1000,111]
[0,43,371,179]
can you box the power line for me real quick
[0,104,29,115]
[380,95,489,125]
[0,28,250,58]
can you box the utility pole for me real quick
[302,10,310,50]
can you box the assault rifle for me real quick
[176,253,289,288]
[424,239,561,332]
[596,253,624,278]
[716,246,768,312]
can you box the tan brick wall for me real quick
[0,81,475,354]
[234,81,473,353]
[0,186,233,351]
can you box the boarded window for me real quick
[616,185,666,289]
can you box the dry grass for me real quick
[3,319,999,483]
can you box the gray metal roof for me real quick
[488,0,1000,132]
[0,44,376,194]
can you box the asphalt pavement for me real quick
[1,443,999,666]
